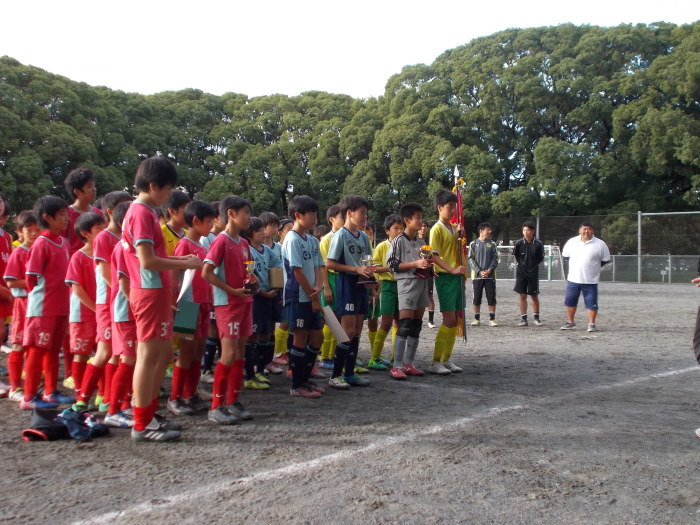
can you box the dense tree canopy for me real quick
[0,22,697,234]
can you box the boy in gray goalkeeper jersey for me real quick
[468,222,499,326]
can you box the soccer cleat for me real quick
[427,321,436,329]
[254,372,271,385]
[402,364,424,376]
[305,381,325,394]
[354,365,369,374]
[43,391,75,405]
[227,401,253,420]
[104,410,134,428]
[289,387,321,399]
[587,323,597,332]
[200,371,215,384]
[94,395,104,407]
[367,358,388,371]
[328,376,350,390]
[343,374,370,386]
[429,363,452,375]
[98,402,110,413]
[9,388,24,402]
[273,353,289,366]
[518,319,528,327]
[356,358,366,367]
[696,427,700,439]
[471,319,480,326]
[378,358,391,367]
[72,401,88,412]
[309,367,326,379]
[131,426,181,442]
[167,398,195,416]
[183,394,209,413]
[443,361,463,373]
[153,413,183,431]
[489,320,498,327]
[20,396,59,410]
[62,376,75,389]
[560,322,576,330]
[265,363,283,375]
[208,406,239,425]
[165,364,174,379]
[320,359,335,370]
[245,379,270,390]
[533,319,542,326]
[389,367,407,380]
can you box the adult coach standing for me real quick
[560,222,610,332]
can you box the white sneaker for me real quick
[328,376,350,389]
[518,319,528,327]
[695,427,700,439]
[489,320,498,327]
[443,361,462,373]
[200,372,215,384]
[471,319,480,326]
[533,319,542,326]
[587,323,596,332]
[428,322,436,329]
[227,401,253,420]
[428,363,451,375]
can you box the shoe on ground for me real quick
[62,376,75,389]
[98,402,110,413]
[354,365,369,374]
[443,361,463,373]
[20,396,59,410]
[378,358,391,367]
[429,363,452,375]
[167,398,195,416]
[94,395,103,407]
[305,381,325,394]
[227,401,253,420]
[183,394,209,412]
[43,390,75,405]
[200,371,215,384]
[402,364,424,377]
[356,358,366,367]
[153,413,182,431]
[587,323,597,332]
[560,322,576,330]
[265,363,283,375]
[9,388,24,402]
[208,406,239,425]
[489,320,498,327]
[273,353,289,366]
[343,373,370,386]
[518,319,528,327]
[328,376,350,390]
[245,379,270,390]
[320,359,335,370]
[164,364,174,379]
[428,322,436,329]
[367,358,388,371]
[309,367,326,379]
[695,427,700,439]
[72,401,88,412]
[389,367,407,380]
[132,420,181,441]
[471,319,480,326]
[533,319,542,326]
[290,387,321,399]
[255,372,271,385]
[104,410,134,428]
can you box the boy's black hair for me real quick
[220,195,251,221]
[34,196,68,229]
[288,195,319,217]
[579,221,594,229]
[113,201,131,229]
[93,198,102,210]
[364,223,374,232]
[14,210,38,230]
[134,156,178,193]
[478,222,492,231]
[314,224,330,239]
[65,168,95,200]
[434,188,458,207]
[184,200,217,228]
[278,218,293,231]
[339,195,368,219]
[522,221,536,230]
[325,204,341,224]
[1,198,11,217]
[399,202,423,222]
[75,212,107,242]
[101,191,133,213]
[242,217,264,240]
[259,211,280,228]
[163,190,191,220]
[383,213,403,231]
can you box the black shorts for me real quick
[285,301,323,331]
[514,272,539,295]
[252,295,275,335]
[427,275,434,296]
[472,279,496,306]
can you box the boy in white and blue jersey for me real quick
[281,196,325,398]
[325,195,375,389]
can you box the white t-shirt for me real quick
[562,236,611,284]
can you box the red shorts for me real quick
[195,302,211,339]
[215,303,253,340]
[112,321,137,357]
[69,321,97,355]
[130,288,173,342]
[96,303,112,343]
[23,316,68,351]
[11,297,27,345]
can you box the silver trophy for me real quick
[358,254,377,285]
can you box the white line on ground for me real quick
[72,365,699,524]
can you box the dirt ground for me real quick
[1,281,699,524]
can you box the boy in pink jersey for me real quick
[21,196,73,409]
[64,168,105,255]
[202,196,255,425]
[0,198,14,350]
[73,191,132,412]
[3,211,41,401]
[168,200,218,415]
[122,157,202,442]
[65,212,107,400]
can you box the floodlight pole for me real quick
[637,211,642,284]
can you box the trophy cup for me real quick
[243,260,259,293]
[415,245,436,279]
[358,254,377,285]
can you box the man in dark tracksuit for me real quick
[513,221,544,327]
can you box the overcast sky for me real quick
[2,1,698,99]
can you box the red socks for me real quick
[226,359,244,406]
[42,348,59,394]
[71,361,87,398]
[102,362,118,404]
[170,365,185,401]
[8,350,24,391]
[211,362,230,409]
[78,363,102,404]
[107,362,134,416]
[23,346,44,401]
[183,360,201,400]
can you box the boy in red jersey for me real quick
[0,198,14,353]
[64,168,104,255]
[65,212,107,400]
[3,211,41,401]
[122,157,202,442]
[202,196,255,425]
[73,191,132,412]
[168,200,218,415]
[21,196,73,409]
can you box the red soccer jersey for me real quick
[25,231,70,317]
[3,244,29,297]
[93,229,121,306]
[65,205,105,255]
[204,232,253,306]
[111,242,133,324]
[121,200,171,290]
[174,237,210,304]
[65,249,97,323]
[0,229,12,314]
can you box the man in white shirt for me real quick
[560,222,610,332]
